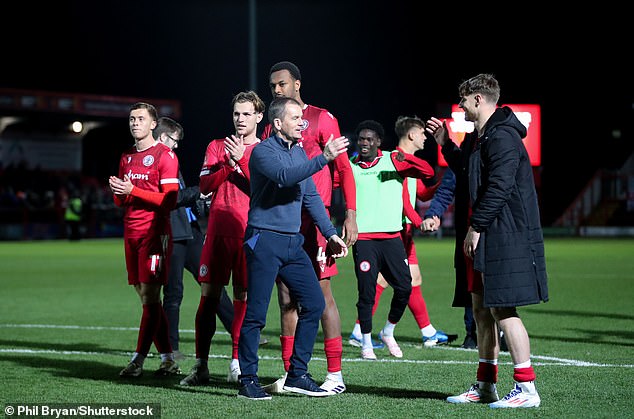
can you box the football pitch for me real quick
[1,237,633,418]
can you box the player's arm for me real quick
[424,168,456,219]
[129,152,180,210]
[110,157,131,207]
[416,178,440,202]
[302,176,347,257]
[402,179,422,229]
[224,135,251,181]
[391,151,436,184]
[321,111,358,245]
[199,141,233,194]
[130,182,179,209]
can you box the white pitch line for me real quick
[1,324,632,368]
[0,323,228,335]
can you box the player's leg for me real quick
[227,237,249,382]
[489,306,540,408]
[163,239,187,357]
[378,238,412,358]
[349,273,386,349]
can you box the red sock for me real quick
[408,285,430,329]
[371,284,386,316]
[324,336,343,373]
[232,300,247,360]
[194,295,216,360]
[514,366,536,382]
[136,303,161,356]
[476,361,498,383]
[153,303,172,353]
[280,335,294,372]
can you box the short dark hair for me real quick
[270,61,301,81]
[130,102,158,122]
[232,90,266,114]
[355,119,385,140]
[154,117,183,141]
[458,73,500,104]
[394,115,425,139]
[268,97,301,127]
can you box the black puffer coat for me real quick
[469,107,548,307]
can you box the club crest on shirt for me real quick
[300,119,309,131]
[359,261,371,272]
[199,264,208,277]
[143,155,154,166]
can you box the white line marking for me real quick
[1,324,632,368]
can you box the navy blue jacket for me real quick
[424,168,456,220]
[247,135,337,239]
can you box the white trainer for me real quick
[378,331,403,358]
[447,382,499,404]
[262,372,288,394]
[361,348,377,360]
[320,377,346,394]
[489,382,541,408]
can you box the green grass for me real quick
[1,237,633,418]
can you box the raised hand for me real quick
[425,117,450,146]
[322,134,349,162]
[224,134,246,167]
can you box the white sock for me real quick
[230,358,240,369]
[160,353,174,362]
[326,371,343,382]
[362,333,374,350]
[352,323,362,338]
[518,381,536,393]
[514,360,531,369]
[421,324,437,338]
[382,321,396,337]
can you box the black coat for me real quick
[469,107,548,307]
[170,171,202,242]
[441,134,476,308]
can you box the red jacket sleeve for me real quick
[130,182,179,210]
[332,154,356,211]
[391,150,435,181]
[199,140,233,194]
[416,178,440,202]
[402,179,422,228]
[235,155,251,181]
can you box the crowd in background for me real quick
[0,161,123,239]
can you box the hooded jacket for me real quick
[469,106,549,307]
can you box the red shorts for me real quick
[401,224,418,265]
[300,209,338,280]
[124,234,172,285]
[464,252,483,293]
[198,234,247,288]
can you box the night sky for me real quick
[2,1,632,224]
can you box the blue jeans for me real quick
[238,228,325,381]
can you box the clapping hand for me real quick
[225,135,246,167]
